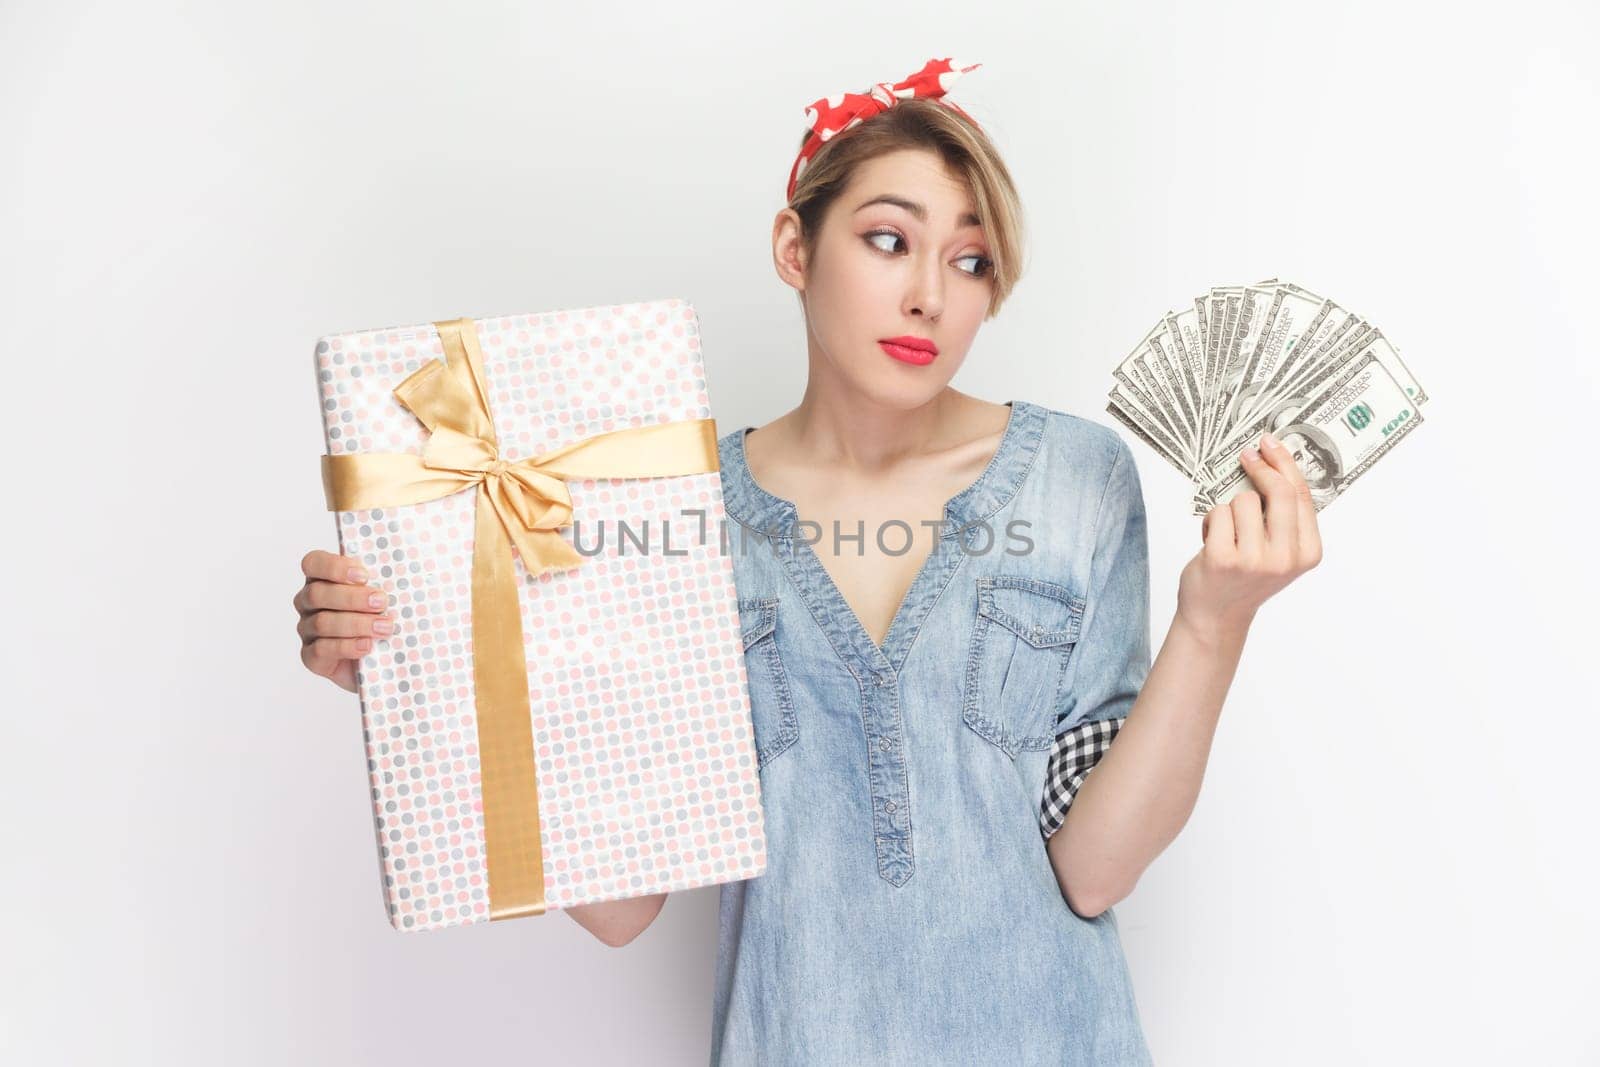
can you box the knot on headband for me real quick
[785,57,983,202]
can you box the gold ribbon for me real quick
[322,318,720,919]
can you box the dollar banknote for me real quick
[1106,280,1428,516]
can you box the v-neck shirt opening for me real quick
[720,399,1048,539]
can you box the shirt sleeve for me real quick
[1040,439,1152,840]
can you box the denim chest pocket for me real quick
[961,576,1086,758]
[737,596,800,769]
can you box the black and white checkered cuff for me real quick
[1039,716,1127,839]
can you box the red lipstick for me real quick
[879,335,939,365]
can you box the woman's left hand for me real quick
[1177,430,1324,641]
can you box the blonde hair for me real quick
[787,97,1026,320]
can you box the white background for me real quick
[4,1,1596,1063]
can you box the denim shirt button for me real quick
[878,736,892,751]
[884,801,896,813]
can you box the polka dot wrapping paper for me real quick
[313,298,767,932]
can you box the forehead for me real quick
[837,149,980,225]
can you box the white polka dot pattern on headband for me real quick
[314,299,766,932]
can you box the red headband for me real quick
[785,57,983,202]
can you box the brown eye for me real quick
[865,230,903,254]
[957,254,993,278]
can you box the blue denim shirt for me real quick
[709,399,1154,1066]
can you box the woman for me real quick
[293,58,1321,1066]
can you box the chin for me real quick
[862,372,953,409]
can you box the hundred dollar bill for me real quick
[1157,311,1206,443]
[1197,330,1421,488]
[1107,391,1197,480]
[1211,285,1327,451]
[1206,284,1278,462]
[1193,345,1424,514]
[1112,323,1192,451]
[1111,280,1428,517]
[1230,297,1372,434]
[1204,287,1244,456]
[1250,309,1429,428]
[1144,326,1201,446]
[1164,304,1207,460]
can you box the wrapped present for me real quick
[313,299,766,932]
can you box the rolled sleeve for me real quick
[1039,439,1152,839]
[1040,716,1126,838]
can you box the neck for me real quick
[786,374,967,474]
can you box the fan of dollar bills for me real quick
[1107,278,1428,516]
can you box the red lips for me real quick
[880,335,939,355]
[878,335,939,366]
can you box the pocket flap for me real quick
[738,596,778,649]
[976,576,1084,648]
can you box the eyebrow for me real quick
[853,194,981,228]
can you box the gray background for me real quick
[4,1,1596,1063]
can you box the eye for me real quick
[865,229,904,255]
[864,229,994,279]
[955,253,994,279]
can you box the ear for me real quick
[772,208,808,293]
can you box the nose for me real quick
[903,248,945,322]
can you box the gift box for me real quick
[312,299,766,932]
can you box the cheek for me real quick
[815,256,892,324]
[838,248,899,296]
[955,295,990,330]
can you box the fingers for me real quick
[1257,430,1308,494]
[1228,487,1264,558]
[295,580,391,616]
[1203,500,1236,563]
[1257,431,1322,568]
[1241,438,1292,556]
[301,635,376,676]
[301,548,369,584]
[295,549,392,688]
[293,568,391,617]
[296,608,395,644]
[1254,428,1305,547]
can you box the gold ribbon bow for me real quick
[322,318,720,919]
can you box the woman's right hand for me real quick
[295,549,395,693]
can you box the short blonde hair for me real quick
[787,97,1026,320]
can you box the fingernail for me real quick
[368,591,386,609]
[1261,431,1278,449]
[1241,447,1259,462]
[347,565,368,582]
[373,618,395,635]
